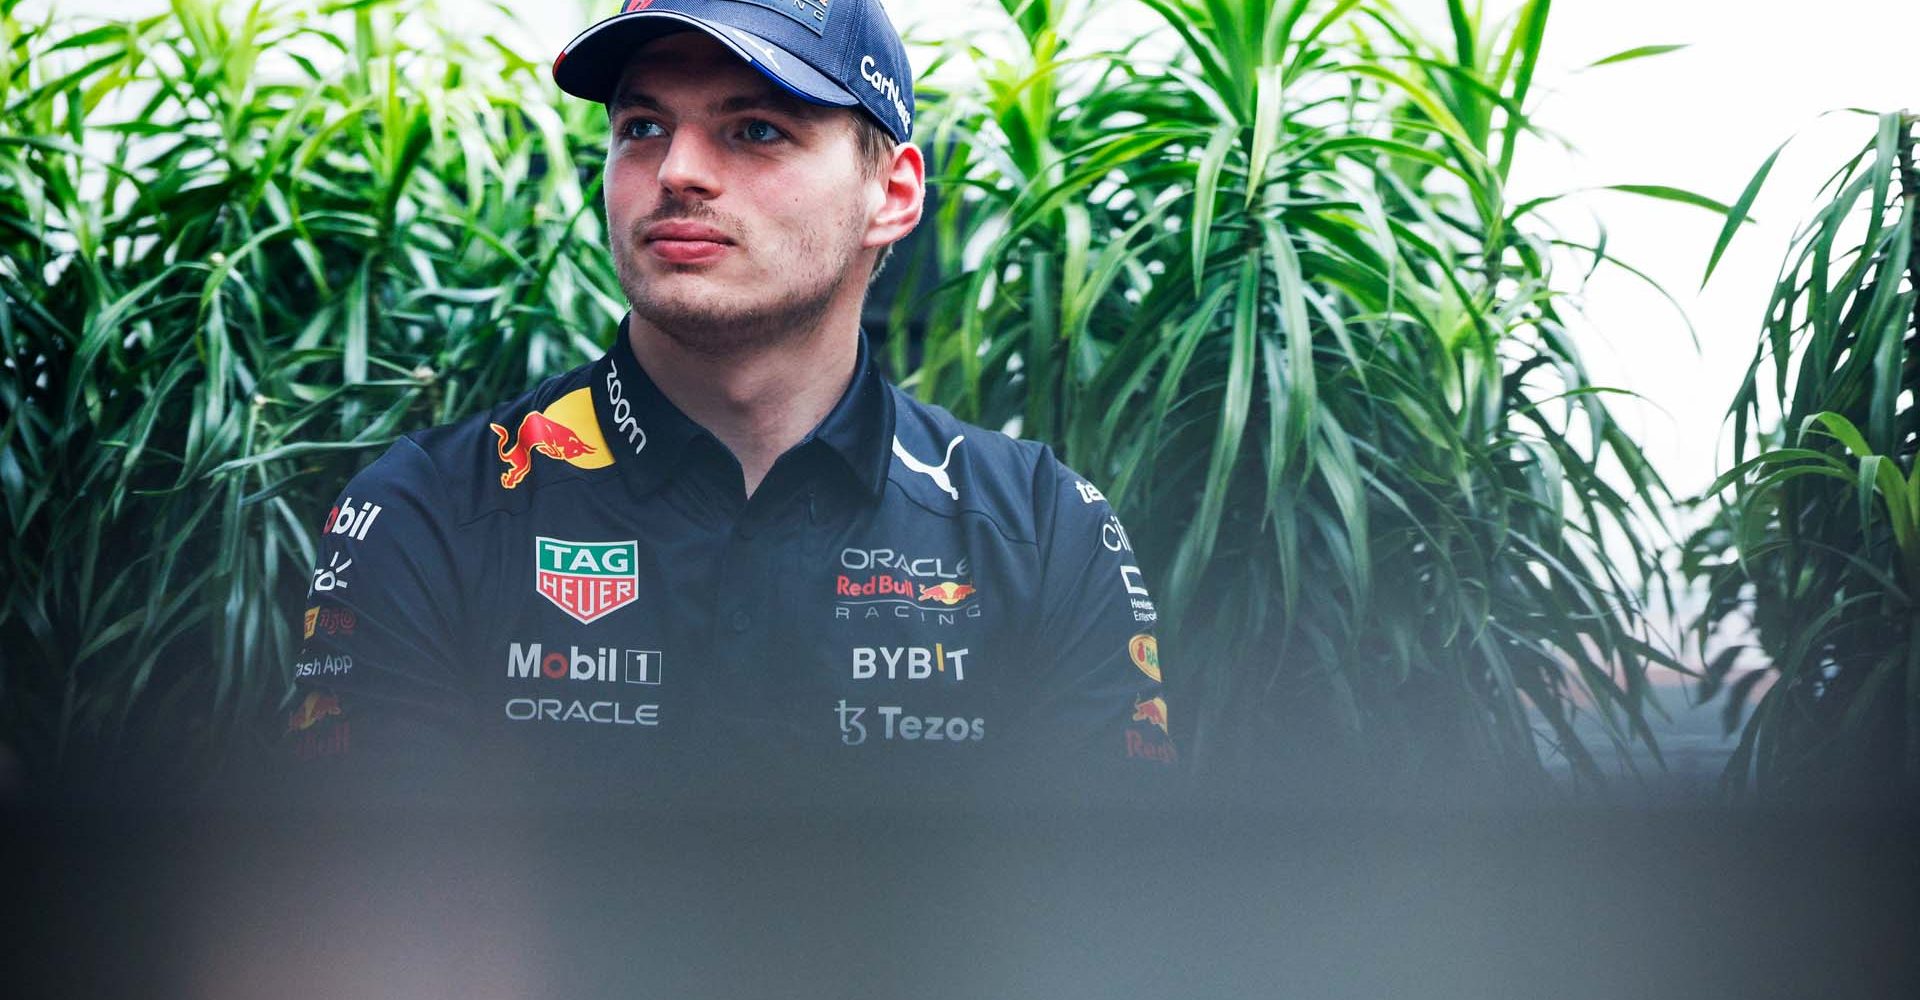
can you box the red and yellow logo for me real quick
[1131,695,1169,735]
[488,388,612,489]
[287,691,343,734]
[1128,634,1161,682]
[917,581,977,606]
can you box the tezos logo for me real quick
[509,642,661,685]
[852,645,970,682]
[535,537,639,624]
[836,700,982,746]
[325,497,382,541]
[1074,480,1107,504]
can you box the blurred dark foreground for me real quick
[5,763,1916,1000]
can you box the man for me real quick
[282,0,1175,797]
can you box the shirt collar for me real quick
[590,316,894,501]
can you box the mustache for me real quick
[631,195,742,243]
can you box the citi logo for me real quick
[859,55,911,135]
[508,642,661,685]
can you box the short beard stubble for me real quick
[615,192,865,360]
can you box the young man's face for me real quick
[604,30,887,356]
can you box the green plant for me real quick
[0,0,618,787]
[902,0,1693,786]
[1685,111,1919,799]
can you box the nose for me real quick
[656,127,721,201]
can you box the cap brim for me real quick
[553,11,859,109]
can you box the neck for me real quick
[627,303,862,498]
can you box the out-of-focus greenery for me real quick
[899,0,1700,787]
[1684,112,1919,800]
[0,0,617,785]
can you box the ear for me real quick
[862,141,924,249]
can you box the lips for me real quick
[643,221,735,265]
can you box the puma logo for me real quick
[893,435,963,500]
[724,27,781,69]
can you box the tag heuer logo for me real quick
[535,537,639,624]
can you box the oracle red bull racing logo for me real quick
[488,387,612,489]
[834,547,982,623]
[535,537,640,624]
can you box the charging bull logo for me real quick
[917,582,976,606]
[1131,695,1169,735]
[287,691,343,733]
[488,387,613,489]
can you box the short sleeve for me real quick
[280,437,469,782]
[1017,453,1178,769]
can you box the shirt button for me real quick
[735,522,756,541]
[729,610,751,633]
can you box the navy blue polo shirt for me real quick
[284,321,1175,791]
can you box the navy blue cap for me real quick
[553,0,916,143]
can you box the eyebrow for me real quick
[609,89,825,120]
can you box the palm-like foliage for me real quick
[1685,111,1919,800]
[902,0,1682,785]
[2,0,1693,793]
[0,0,616,785]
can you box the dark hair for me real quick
[850,109,894,178]
[849,110,898,279]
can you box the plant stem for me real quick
[1900,111,1919,354]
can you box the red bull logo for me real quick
[1131,695,1169,735]
[487,388,613,489]
[286,691,342,734]
[1126,728,1176,763]
[917,581,976,606]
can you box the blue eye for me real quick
[621,118,665,140]
[740,120,785,143]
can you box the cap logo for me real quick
[721,25,783,69]
[718,0,830,37]
[859,55,911,135]
[621,0,654,11]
